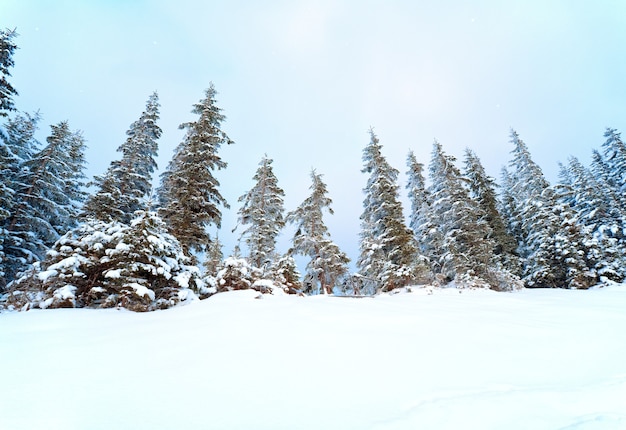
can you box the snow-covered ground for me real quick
[2,285,626,430]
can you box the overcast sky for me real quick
[4,0,626,267]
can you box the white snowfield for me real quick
[1,285,626,430]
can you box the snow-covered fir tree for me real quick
[406,151,433,258]
[267,253,302,294]
[427,141,509,289]
[235,155,285,271]
[5,211,203,311]
[157,84,233,260]
[463,148,519,274]
[0,28,18,118]
[600,128,626,199]
[82,92,161,224]
[287,169,350,295]
[358,130,428,293]
[2,121,87,283]
[0,112,41,289]
[556,157,625,281]
[203,234,224,277]
[506,129,596,289]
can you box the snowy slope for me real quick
[1,285,626,430]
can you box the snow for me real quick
[1,285,626,429]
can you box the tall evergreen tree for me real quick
[157,84,233,259]
[0,28,18,118]
[3,121,87,282]
[426,141,496,284]
[83,92,161,223]
[601,128,626,196]
[286,169,350,295]
[0,112,40,290]
[463,149,519,272]
[405,151,431,252]
[556,157,625,281]
[507,129,596,288]
[358,130,427,292]
[235,155,285,270]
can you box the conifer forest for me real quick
[2,27,626,312]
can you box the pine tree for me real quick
[235,155,285,271]
[3,121,87,281]
[286,169,350,295]
[463,149,519,272]
[158,84,233,259]
[83,92,161,223]
[0,28,18,118]
[359,131,428,292]
[426,141,497,285]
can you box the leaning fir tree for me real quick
[358,130,429,293]
[286,169,350,295]
[158,84,233,261]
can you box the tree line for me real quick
[2,29,626,311]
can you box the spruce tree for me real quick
[236,155,285,270]
[286,169,350,295]
[358,130,427,292]
[83,92,161,223]
[0,28,18,118]
[158,84,233,259]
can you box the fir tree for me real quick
[158,84,233,259]
[463,149,518,272]
[426,141,496,285]
[203,234,224,277]
[3,121,87,281]
[286,169,350,295]
[0,28,18,117]
[6,211,202,311]
[507,129,596,288]
[235,155,285,271]
[83,92,161,223]
[359,130,427,292]
[0,112,41,290]
[406,151,432,255]
[556,157,625,281]
[601,128,626,198]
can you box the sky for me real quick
[3,0,626,267]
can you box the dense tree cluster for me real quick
[2,28,626,312]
